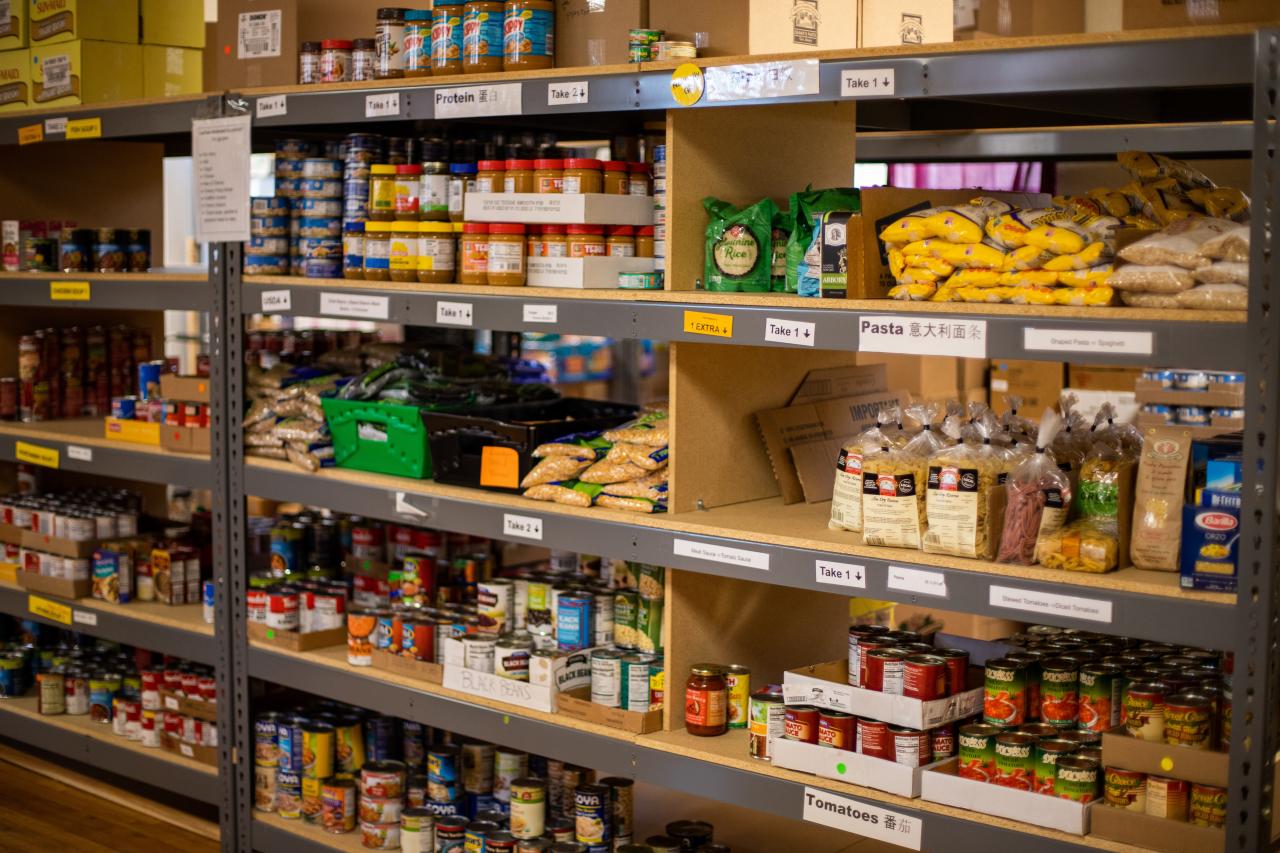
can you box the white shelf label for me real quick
[256,94,287,118]
[765,317,816,347]
[260,289,291,312]
[436,300,474,326]
[44,116,67,135]
[393,492,428,518]
[165,695,180,710]
[673,538,770,571]
[365,92,401,118]
[503,513,543,541]
[887,565,947,597]
[523,304,558,324]
[72,610,97,627]
[801,787,922,850]
[180,743,195,757]
[435,82,522,119]
[858,315,987,359]
[548,80,589,106]
[66,445,92,462]
[816,560,866,589]
[1023,327,1153,356]
[840,68,896,98]
[193,115,252,243]
[989,584,1113,624]
[320,292,389,320]
[706,60,820,102]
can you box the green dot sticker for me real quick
[266,629,275,639]
[836,762,847,775]
[1160,756,1174,772]
[503,715,511,725]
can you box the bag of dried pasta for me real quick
[861,404,943,549]
[829,410,892,533]
[997,409,1072,565]
[923,414,1004,558]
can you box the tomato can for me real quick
[1104,766,1147,811]
[903,654,947,700]
[931,724,955,761]
[361,759,408,799]
[846,625,890,687]
[856,717,890,761]
[957,723,1001,781]
[1146,775,1190,820]
[1078,662,1123,733]
[890,726,932,768]
[1055,755,1100,802]
[864,647,908,694]
[817,710,855,750]
[1005,651,1043,722]
[984,658,1027,726]
[934,647,969,695]
[725,664,750,729]
[360,820,399,849]
[784,705,819,744]
[1033,738,1077,794]
[1164,692,1213,750]
[993,732,1035,790]
[1124,682,1167,742]
[1190,783,1227,828]
[1039,658,1079,729]
[359,795,402,824]
[321,778,357,833]
[748,686,785,761]
[1018,722,1058,739]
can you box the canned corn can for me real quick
[636,593,662,654]
[510,777,547,839]
[614,590,639,649]
[621,654,652,713]
[302,723,335,779]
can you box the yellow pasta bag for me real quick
[901,255,955,277]
[1118,150,1214,189]
[1089,188,1133,218]
[1043,242,1109,271]
[949,268,1001,287]
[888,282,937,301]
[896,267,943,285]
[902,238,945,258]
[956,285,1013,303]
[879,208,948,244]
[888,247,906,278]
[935,241,1006,269]
[1053,285,1114,306]
[1024,221,1088,254]
[924,206,986,243]
[1057,265,1113,287]
[930,284,959,302]
[999,269,1058,287]
[1187,186,1249,221]
[984,208,1058,249]
[1003,245,1057,271]
[1007,285,1058,305]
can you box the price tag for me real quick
[165,695,181,710]
[66,117,102,140]
[522,304,557,324]
[365,92,401,118]
[261,289,292,312]
[436,300,473,327]
[815,560,865,589]
[705,60,819,102]
[256,94,287,118]
[682,310,733,339]
[435,83,522,119]
[548,80,589,106]
[50,281,90,301]
[44,117,67,136]
[320,292,389,319]
[989,585,1113,623]
[840,69,896,98]
[887,565,947,597]
[1023,327,1153,356]
[503,513,543,541]
[17,124,42,145]
[67,445,92,462]
[15,442,59,469]
[801,787,922,850]
[765,317,815,347]
[72,610,97,627]
[858,316,987,358]
[673,538,769,571]
[28,595,72,625]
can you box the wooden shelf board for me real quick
[0,578,213,637]
[254,811,367,851]
[0,270,207,283]
[0,418,209,461]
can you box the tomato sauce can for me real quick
[903,654,947,700]
[1145,774,1189,819]
[958,723,1001,781]
[748,686,785,761]
[1190,783,1227,828]
[725,664,750,729]
[1078,662,1123,733]
[1038,658,1079,729]
[321,777,357,833]
[931,723,955,761]
[846,625,890,687]
[934,647,969,695]
[856,717,890,761]
[854,635,895,688]
[993,732,1036,790]
[1032,738,1077,794]
[817,710,854,750]
[1005,652,1043,721]
[890,726,932,767]
[1104,766,1147,811]
[362,759,408,799]
[1124,682,1167,742]
[1056,755,1100,802]
[984,659,1027,726]
[784,705,819,744]
[1164,692,1213,749]
[864,647,908,694]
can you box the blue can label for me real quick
[574,787,608,843]
[556,595,593,652]
[295,197,342,216]
[503,7,554,60]
[373,614,395,649]
[304,257,342,278]
[252,197,290,216]
[462,7,503,60]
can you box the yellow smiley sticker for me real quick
[671,63,705,107]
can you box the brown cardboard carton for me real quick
[1089,804,1224,853]
[1100,726,1228,786]
[0,48,30,112]
[859,0,954,46]
[748,0,858,54]
[30,0,139,46]
[160,374,212,402]
[789,364,887,405]
[894,604,1023,641]
[17,571,90,599]
[213,0,297,90]
[1068,364,1142,393]
[649,0,747,57]
[856,353,962,402]
[1123,0,1278,28]
[248,621,346,651]
[977,0,1084,36]
[141,0,205,48]
[142,45,202,98]
[556,686,663,733]
[989,359,1065,413]
[555,0,647,68]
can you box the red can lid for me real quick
[505,159,535,169]
[603,160,628,172]
[542,224,566,235]
[607,225,635,237]
[396,164,422,175]
[567,224,604,235]
[534,158,565,170]
[477,160,506,171]
[628,161,650,173]
[636,225,655,237]
[489,223,526,235]
[462,222,490,234]
[564,158,602,170]
[525,224,542,235]
[321,39,353,49]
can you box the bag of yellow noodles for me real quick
[922,409,1005,559]
[829,408,892,534]
[861,404,946,549]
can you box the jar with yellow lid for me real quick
[636,225,655,258]
[363,222,392,281]
[628,162,651,196]
[459,223,489,285]
[432,0,465,74]
[542,224,567,257]
[607,225,636,257]
[567,225,606,258]
[603,161,628,195]
[505,159,536,193]
[476,160,505,194]
[389,222,420,282]
[394,164,422,219]
[534,159,563,194]
[369,165,398,221]
[462,1,504,73]
[487,223,527,286]
[503,0,555,71]
[563,159,603,195]
[418,221,456,284]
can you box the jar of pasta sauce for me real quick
[685,663,727,737]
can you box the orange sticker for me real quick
[480,446,520,489]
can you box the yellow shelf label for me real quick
[15,441,59,469]
[671,63,705,106]
[50,281,91,301]
[28,595,72,625]
[683,310,734,338]
[17,124,43,145]
[66,117,102,140]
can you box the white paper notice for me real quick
[841,68,896,97]
[365,92,401,118]
[44,116,67,135]
[261,289,291,312]
[765,317,816,347]
[989,584,1113,623]
[705,60,820,102]
[523,304,558,324]
[435,83,522,119]
[67,445,92,462]
[319,292,389,320]
[503,513,543,541]
[887,565,948,597]
[193,115,252,243]
[72,610,97,627]
[436,301,474,326]
[1023,327,1153,356]
[815,560,866,589]
[673,539,770,571]
[256,94,287,118]
[801,787,923,850]
[858,315,987,358]
[548,80,589,106]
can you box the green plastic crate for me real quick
[322,397,436,479]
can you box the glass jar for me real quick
[394,164,422,219]
[636,225,655,258]
[685,664,727,737]
[562,158,603,194]
[404,10,432,77]
[463,1,505,73]
[299,41,321,84]
[459,223,489,285]
[503,0,555,71]
[504,159,535,193]
[363,222,392,281]
[368,165,398,221]
[419,222,456,284]
[421,159,450,221]
[534,158,563,194]
[343,221,365,279]
[352,38,376,81]
[542,224,567,257]
[487,223,526,286]
[566,225,605,258]
[375,7,406,78]
[525,225,541,258]
[389,221,419,282]
[448,163,477,223]
[432,0,466,74]
[476,160,505,193]
[628,162,651,196]
[607,225,635,257]
[603,161,628,195]
[319,39,353,83]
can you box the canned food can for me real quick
[335,717,365,775]
[359,795,402,824]
[1104,766,1147,811]
[724,664,750,729]
[958,724,1000,783]
[817,710,855,750]
[428,747,460,802]
[620,654,652,712]
[347,609,376,667]
[984,658,1027,726]
[362,760,408,799]
[557,594,594,652]
[931,724,955,761]
[1033,739,1078,795]
[990,733,1036,790]
[302,723,335,779]
[255,711,282,767]
[435,814,468,846]
[255,764,278,812]
[1190,782,1227,828]
[320,777,357,833]
[494,747,528,804]
[276,714,305,773]
[857,717,891,761]
[1055,755,1101,802]
[747,686,784,761]
[903,654,947,700]
[1039,658,1079,728]
[614,590,639,648]
[360,820,400,849]
[276,770,302,819]
[635,593,662,654]
[1124,682,1167,742]
[400,807,435,852]
[496,633,533,681]
[462,635,497,673]
[1146,774,1190,819]
[784,705,819,744]
[1078,662,1123,733]
[890,726,932,768]
[462,741,495,794]
[478,578,514,635]
[573,783,609,844]
[1164,692,1213,749]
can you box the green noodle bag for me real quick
[785,187,861,292]
[703,196,776,292]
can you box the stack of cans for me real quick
[298,156,343,279]
[274,139,310,276]
[652,143,666,283]
[342,133,383,227]
[247,197,291,275]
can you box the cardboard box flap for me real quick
[790,364,887,406]
[791,439,845,503]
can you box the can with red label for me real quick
[934,647,969,695]
[890,726,932,767]
[783,705,819,744]
[350,520,384,562]
[903,654,947,700]
[931,724,955,761]
[857,717,890,760]
[817,710,854,750]
[864,648,908,694]
[266,587,300,631]
[855,635,895,688]
[847,625,891,687]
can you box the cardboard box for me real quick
[856,353,962,402]
[1134,379,1243,409]
[1123,0,1278,28]
[555,0,647,68]
[213,0,297,90]
[105,416,161,445]
[371,647,443,685]
[17,570,90,599]
[441,638,592,713]
[527,256,656,288]
[894,604,1023,642]
[161,731,218,767]
[1100,726,1228,786]
[556,686,662,734]
[0,48,30,112]
[22,528,99,559]
[748,0,858,54]
[1088,802,1225,853]
[31,39,142,106]
[783,660,983,729]
[771,738,948,798]
[464,193,654,226]
[1,0,27,48]
[954,0,980,32]
[160,374,212,403]
[990,359,1065,414]
[977,0,1085,36]
[1068,364,1142,393]
[248,621,346,651]
[922,758,1089,834]
[649,0,747,57]
[30,0,139,45]
[159,424,211,454]
[142,44,202,98]
[789,363,888,406]
[159,689,217,722]
[859,0,954,46]
[141,0,204,48]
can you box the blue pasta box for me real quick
[1180,503,1240,593]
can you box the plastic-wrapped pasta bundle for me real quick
[523,481,600,507]
[1199,223,1249,263]
[602,409,668,446]
[1035,521,1119,573]
[1118,217,1240,269]
[923,415,1004,559]
[829,411,891,533]
[861,405,945,549]
[997,409,1072,565]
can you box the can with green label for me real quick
[636,593,663,654]
[1055,755,1101,802]
[1033,738,1078,794]
[614,590,639,650]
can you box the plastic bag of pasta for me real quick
[923,197,1011,244]
[1179,283,1248,309]
[521,455,593,489]
[1199,223,1250,263]
[1119,150,1215,189]
[602,471,668,501]
[603,410,669,446]
[1118,218,1240,269]
[861,404,944,549]
[985,208,1058,249]
[997,409,1071,565]
[880,207,951,244]
[596,494,666,513]
[888,281,937,301]
[829,410,892,533]
[523,481,601,507]
[1052,394,1088,481]
[1108,264,1196,293]
[1192,262,1249,286]
[1035,519,1120,573]
[923,414,1004,558]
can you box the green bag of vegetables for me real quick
[770,206,792,292]
[784,187,861,293]
[703,196,777,292]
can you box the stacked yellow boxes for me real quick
[0,0,29,111]
[29,0,142,107]
[140,0,203,99]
